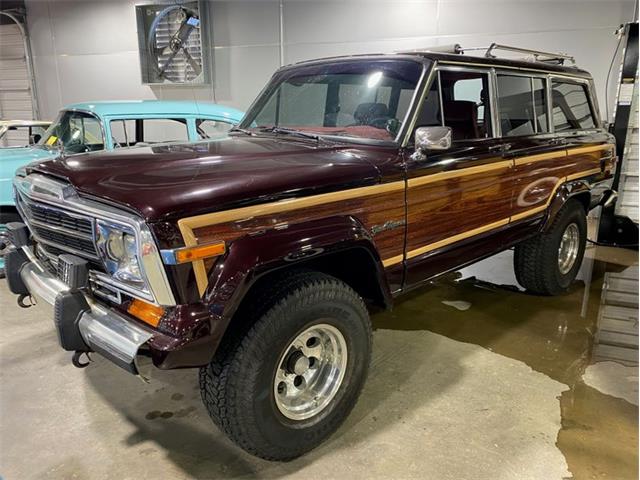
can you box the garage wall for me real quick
[25,0,636,121]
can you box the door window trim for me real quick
[406,63,497,143]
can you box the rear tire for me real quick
[514,199,587,295]
[199,270,372,461]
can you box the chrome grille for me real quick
[21,200,93,235]
[16,191,100,260]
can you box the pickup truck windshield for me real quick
[39,110,104,154]
[240,59,424,142]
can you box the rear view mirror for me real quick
[415,126,452,151]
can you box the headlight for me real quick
[96,220,146,290]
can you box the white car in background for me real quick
[0,120,50,148]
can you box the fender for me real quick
[205,214,392,318]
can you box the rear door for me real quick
[508,75,612,225]
[493,72,568,224]
[404,65,516,286]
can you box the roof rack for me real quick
[482,43,575,65]
[415,42,576,66]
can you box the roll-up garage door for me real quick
[0,19,34,146]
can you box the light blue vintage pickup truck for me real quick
[0,100,244,275]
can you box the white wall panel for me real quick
[47,0,138,56]
[211,1,280,47]
[55,51,155,105]
[212,45,281,108]
[25,0,636,120]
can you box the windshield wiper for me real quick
[229,126,255,136]
[258,126,321,142]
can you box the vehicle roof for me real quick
[0,120,51,127]
[62,100,245,120]
[286,51,592,78]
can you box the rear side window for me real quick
[497,75,535,136]
[110,118,189,147]
[496,75,549,136]
[551,81,595,131]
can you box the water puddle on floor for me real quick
[371,245,639,480]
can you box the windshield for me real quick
[240,59,424,142]
[39,110,104,154]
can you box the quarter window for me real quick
[551,81,595,131]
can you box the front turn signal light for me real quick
[175,241,226,264]
[128,299,165,327]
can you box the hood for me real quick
[26,136,385,222]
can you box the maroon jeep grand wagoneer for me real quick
[5,44,616,460]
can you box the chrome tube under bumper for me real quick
[19,257,152,374]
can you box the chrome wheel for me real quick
[558,223,580,275]
[274,323,348,421]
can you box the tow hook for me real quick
[17,294,34,309]
[71,351,92,369]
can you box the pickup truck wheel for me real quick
[199,271,371,460]
[514,199,587,295]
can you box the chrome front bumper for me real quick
[18,254,153,374]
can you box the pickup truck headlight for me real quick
[95,220,146,289]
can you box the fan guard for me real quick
[147,5,203,83]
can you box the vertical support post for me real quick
[279,0,284,67]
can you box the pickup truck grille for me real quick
[16,191,100,260]
[21,200,94,235]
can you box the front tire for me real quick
[199,271,372,460]
[514,199,587,295]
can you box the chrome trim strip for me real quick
[14,173,176,306]
[160,249,178,265]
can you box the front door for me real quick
[403,66,517,286]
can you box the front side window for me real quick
[551,81,596,131]
[40,111,104,154]
[110,118,189,147]
[240,59,424,141]
[414,70,492,141]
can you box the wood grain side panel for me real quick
[406,163,514,253]
[192,188,406,264]
[512,144,613,218]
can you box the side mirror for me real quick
[415,126,452,151]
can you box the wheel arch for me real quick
[542,180,591,232]
[199,215,393,358]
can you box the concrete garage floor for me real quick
[1,244,637,480]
